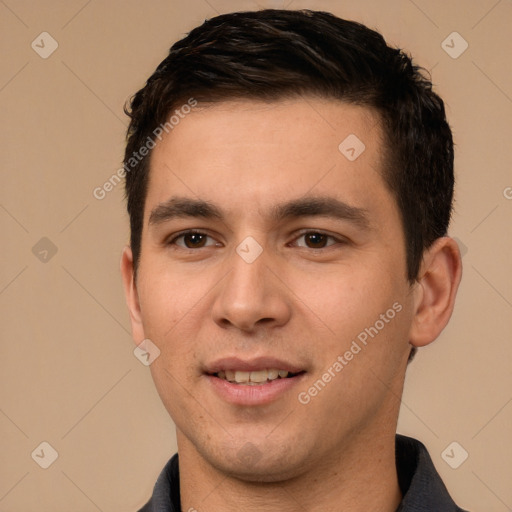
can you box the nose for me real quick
[211,246,292,333]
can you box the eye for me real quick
[169,230,219,249]
[293,231,340,249]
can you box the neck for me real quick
[178,426,401,512]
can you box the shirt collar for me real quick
[394,434,467,511]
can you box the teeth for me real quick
[234,371,250,383]
[267,369,279,380]
[249,370,268,383]
[216,368,294,384]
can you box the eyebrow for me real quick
[149,197,223,225]
[148,195,370,229]
[271,196,370,229]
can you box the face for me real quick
[124,98,418,481]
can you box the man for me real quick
[120,9,466,512]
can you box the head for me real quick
[124,9,454,284]
[121,10,461,481]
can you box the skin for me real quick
[121,97,462,512]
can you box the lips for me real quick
[204,356,307,405]
[204,356,305,375]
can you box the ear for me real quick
[409,237,462,348]
[120,246,145,345]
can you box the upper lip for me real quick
[204,356,305,374]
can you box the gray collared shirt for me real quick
[138,435,468,511]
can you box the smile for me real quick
[216,369,299,385]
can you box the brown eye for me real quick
[170,231,218,249]
[183,233,207,248]
[294,232,339,249]
[304,233,328,248]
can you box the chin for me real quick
[202,439,309,483]
[218,458,302,483]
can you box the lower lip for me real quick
[205,374,306,406]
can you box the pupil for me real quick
[307,233,326,248]
[185,233,205,247]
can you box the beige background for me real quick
[1,0,511,510]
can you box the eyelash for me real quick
[167,229,345,250]
[167,229,219,249]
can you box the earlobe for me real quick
[120,246,145,343]
[409,237,462,348]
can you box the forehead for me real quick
[144,98,391,223]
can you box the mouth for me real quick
[204,357,307,405]
[212,368,304,385]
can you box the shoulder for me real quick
[395,435,469,512]
[137,454,181,512]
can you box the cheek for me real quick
[137,263,207,337]
[290,263,412,398]
[144,284,202,420]
[289,262,404,338]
